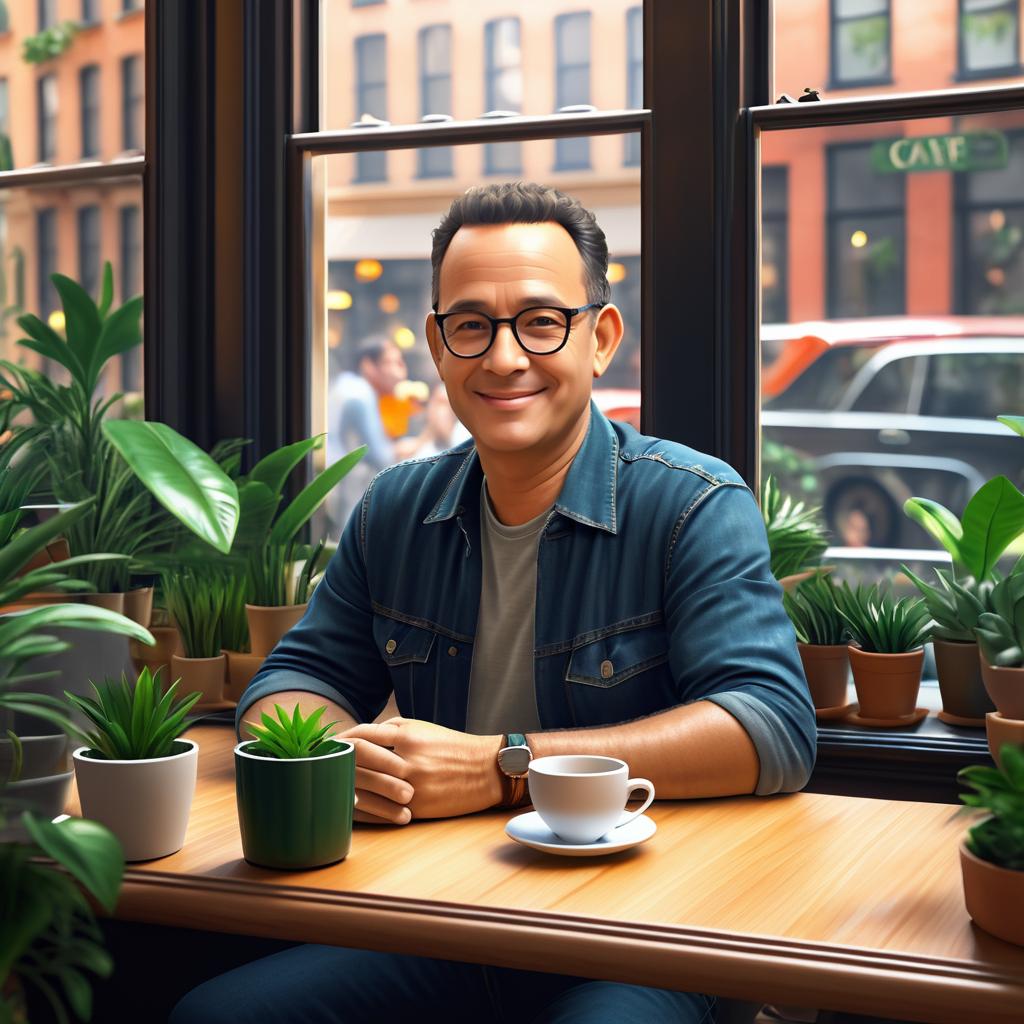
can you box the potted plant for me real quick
[163,568,228,706]
[957,744,1024,947]
[67,667,201,861]
[975,570,1024,754]
[221,571,262,703]
[834,581,932,725]
[782,572,852,716]
[903,413,1024,725]
[761,475,830,591]
[235,703,355,869]
[902,568,998,726]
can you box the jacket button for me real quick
[600,660,614,679]
[385,639,397,654]
[447,645,458,657]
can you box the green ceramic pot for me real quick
[234,739,355,870]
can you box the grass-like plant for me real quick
[65,667,201,761]
[247,541,325,608]
[783,572,849,645]
[833,581,932,654]
[975,569,1024,669]
[162,568,227,659]
[761,475,830,581]
[958,744,1024,872]
[244,704,346,759]
[901,566,998,643]
[220,571,250,653]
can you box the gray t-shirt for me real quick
[464,482,548,736]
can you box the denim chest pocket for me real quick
[374,617,437,666]
[372,616,440,721]
[566,623,670,688]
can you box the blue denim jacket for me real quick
[237,403,817,794]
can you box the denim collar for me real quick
[424,400,618,535]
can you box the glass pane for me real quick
[323,1,642,130]
[775,0,1024,98]
[315,137,641,539]
[760,111,1024,579]
[0,178,145,407]
[0,4,145,169]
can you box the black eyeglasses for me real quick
[433,303,605,359]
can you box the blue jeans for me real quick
[169,945,716,1023]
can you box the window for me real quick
[38,0,56,31]
[960,0,1021,77]
[849,355,921,413]
[122,0,142,11]
[956,130,1024,314]
[353,0,385,6]
[831,0,892,87]
[354,35,387,182]
[119,205,142,392]
[554,13,591,170]
[36,208,57,317]
[826,142,905,317]
[121,55,143,151]
[0,78,9,161]
[80,65,100,158]
[82,0,99,23]
[37,74,57,163]
[417,25,452,179]
[484,18,522,175]
[625,7,642,166]
[77,205,101,301]
[761,166,788,324]
[922,350,1024,419]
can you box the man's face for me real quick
[362,342,407,395]
[426,222,622,456]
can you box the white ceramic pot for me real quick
[72,739,198,861]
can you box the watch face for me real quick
[499,745,531,776]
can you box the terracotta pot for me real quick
[960,843,1024,946]
[934,639,994,722]
[223,650,265,703]
[986,712,1024,769]
[131,624,182,686]
[246,603,308,657]
[170,654,225,705]
[797,643,850,709]
[14,536,70,576]
[979,654,1024,720]
[78,592,125,613]
[847,645,924,720]
[123,586,154,628]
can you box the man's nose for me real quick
[482,322,529,374]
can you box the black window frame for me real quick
[829,0,894,90]
[37,73,57,163]
[957,0,1022,80]
[121,54,143,152]
[353,33,388,183]
[77,204,102,301]
[483,17,522,176]
[80,64,101,158]
[553,11,592,171]
[417,24,453,179]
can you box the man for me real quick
[326,335,408,535]
[173,183,816,1023]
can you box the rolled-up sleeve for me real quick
[234,495,392,737]
[664,481,817,794]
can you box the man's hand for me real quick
[341,718,504,822]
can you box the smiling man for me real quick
[173,183,816,1024]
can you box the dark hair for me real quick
[352,334,394,372]
[430,182,611,310]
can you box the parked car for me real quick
[762,318,1024,549]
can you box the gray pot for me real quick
[0,733,69,782]
[0,770,74,841]
[934,639,995,722]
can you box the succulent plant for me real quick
[243,704,346,760]
[975,569,1024,669]
[959,744,1024,872]
[901,566,998,643]
[783,572,848,646]
[833,581,932,654]
[761,475,830,581]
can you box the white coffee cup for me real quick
[527,755,655,844]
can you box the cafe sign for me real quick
[871,131,1008,174]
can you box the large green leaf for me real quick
[232,481,280,551]
[52,274,102,389]
[0,499,96,586]
[998,414,1024,439]
[90,296,143,391]
[97,262,114,319]
[959,476,1024,581]
[903,497,964,563]
[103,420,239,554]
[0,602,154,648]
[23,814,124,913]
[268,446,366,547]
[247,436,322,497]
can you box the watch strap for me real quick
[499,733,531,808]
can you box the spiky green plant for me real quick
[243,704,346,760]
[65,667,201,761]
[783,573,849,645]
[975,569,1024,668]
[220,571,250,653]
[901,566,998,643]
[761,475,830,581]
[958,744,1024,872]
[162,568,227,659]
[833,581,932,654]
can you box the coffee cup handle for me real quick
[616,778,655,830]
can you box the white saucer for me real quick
[505,810,656,857]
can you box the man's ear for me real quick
[592,304,625,379]
[425,312,445,377]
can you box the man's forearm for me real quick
[239,690,358,738]
[525,700,760,800]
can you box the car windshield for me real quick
[765,344,884,411]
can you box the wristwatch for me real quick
[497,733,532,807]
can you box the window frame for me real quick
[416,24,453,179]
[483,17,523,176]
[553,11,592,171]
[829,0,894,90]
[35,206,57,317]
[122,55,143,152]
[353,33,388,182]
[37,73,57,163]
[80,64,101,159]
[76,203,102,300]
[957,0,1022,80]
[624,6,643,167]
[761,164,789,324]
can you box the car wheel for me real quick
[825,479,900,549]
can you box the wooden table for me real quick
[68,725,1024,1024]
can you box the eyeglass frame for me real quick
[431,302,606,359]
